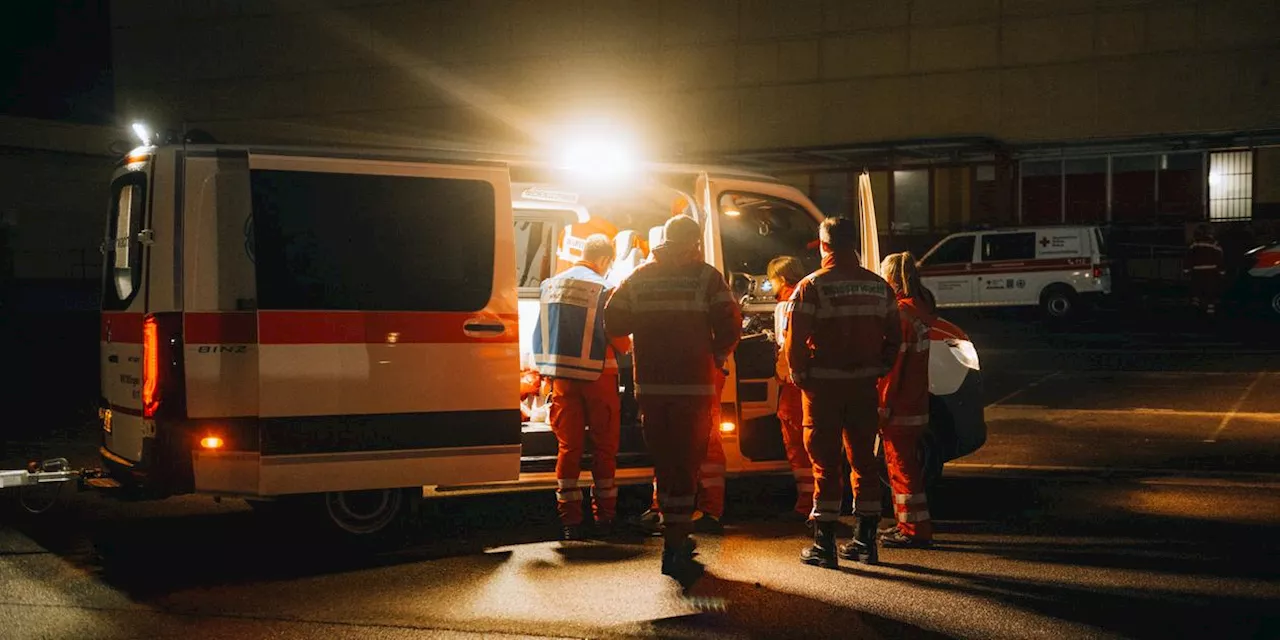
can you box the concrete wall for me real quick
[0,116,118,284]
[110,0,1280,156]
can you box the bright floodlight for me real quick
[131,122,151,145]
[556,129,639,181]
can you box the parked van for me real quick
[917,225,1111,318]
[83,141,987,538]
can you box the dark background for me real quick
[0,0,112,124]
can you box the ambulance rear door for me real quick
[246,153,520,495]
[696,174,824,466]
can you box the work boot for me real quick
[631,509,663,536]
[692,511,725,535]
[838,516,879,564]
[560,525,585,541]
[590,521,616,541]
[661,538,703,589]
[881,527,932,549]
[800,520,838,569]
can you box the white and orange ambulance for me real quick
[3,139,986,539]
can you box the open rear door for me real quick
[244,153,520,495]
[696,174,825,465]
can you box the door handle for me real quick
[463,319,506,337]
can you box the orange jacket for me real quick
[773,283,797,382]
[555,217,619,274]
[604,245,741,397]
[879,296,933,428]
[1184,240,1225,276]
[784,253,901,386]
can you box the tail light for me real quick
[142,313,185,420]
[1092,264,1109,279]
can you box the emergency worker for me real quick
[604,215,741,584]
[785,217,900,569]
[768,255,814,519]
[1184,223,1226,316]
[556,216,619,274]
[533,234,631,541]
[874,252,935,549]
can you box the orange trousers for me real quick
[639,395,713,539]
[881,424,932,540]
[550,374,621,526]
[649,373,726,518]
[802,380,882,521]
[777,382,814,515]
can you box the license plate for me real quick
[101,408,112,434]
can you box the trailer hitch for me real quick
[0,458,103,514]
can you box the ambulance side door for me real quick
[697,174,825,464]
[247,154,521,494]
[975,231,1039,306]
[919,234,978,307]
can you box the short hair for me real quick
[664,215,701,246]
[582,233,615,263]
[766,255,806,286]
[819,217,858,252]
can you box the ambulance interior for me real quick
[513,179,823,470]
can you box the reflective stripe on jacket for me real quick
[784,253,901,383]
[533,263,613,381]
[879,296,932,428]
[604,245,741,396]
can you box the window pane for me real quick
[1112,155,1157,222]
[812,172,852,218]
[933,167,971,233]
[1021,160,1061,224]
[103,177,145,310]
[981,232,1037,262]
[1209,150,1253,221]
[514,219,556,288]
[251,170,496,311]
[1159,153,1204,221]
[923,235,974,265]
[893,169,929,233]
[1065,158,1106,224]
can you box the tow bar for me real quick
[0,458,106,514]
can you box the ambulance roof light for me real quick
[553,121,641,183]
[131,122,152,145]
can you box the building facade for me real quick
[109,0,1280,252]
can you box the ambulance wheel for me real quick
[1040,285,1077,320]
[318,488,414,541]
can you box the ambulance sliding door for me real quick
[697,175,825,465]
[246,154,520,495]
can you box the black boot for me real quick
[838,516,879,564]
[800,520,838,569]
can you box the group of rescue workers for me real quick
[532,213,939,586]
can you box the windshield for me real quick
[719,192,821,277]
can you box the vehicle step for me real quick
[85,477,122,489]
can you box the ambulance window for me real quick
[514,219,557,289]
[103,176,146,310]
[981,232,1036,262]
[719,192,821,276]
[923,235,975,266]
[251,170,495,311]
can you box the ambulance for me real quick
[918,225,1111,319]
[4,138,986,539]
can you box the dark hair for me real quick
[819,217,858,252]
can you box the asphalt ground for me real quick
[1,308,1278,639]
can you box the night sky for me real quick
[0,0,113,125]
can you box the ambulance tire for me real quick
[314,487,416,544]
[1040,284,1077,321]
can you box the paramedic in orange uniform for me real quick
[873,252,936,549]
[604,215,741,585]
[786,217,900,569]
[556,215,619,274]
[1184,223,1226,316]
[768,256,814,520]
[533,235,631,541]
